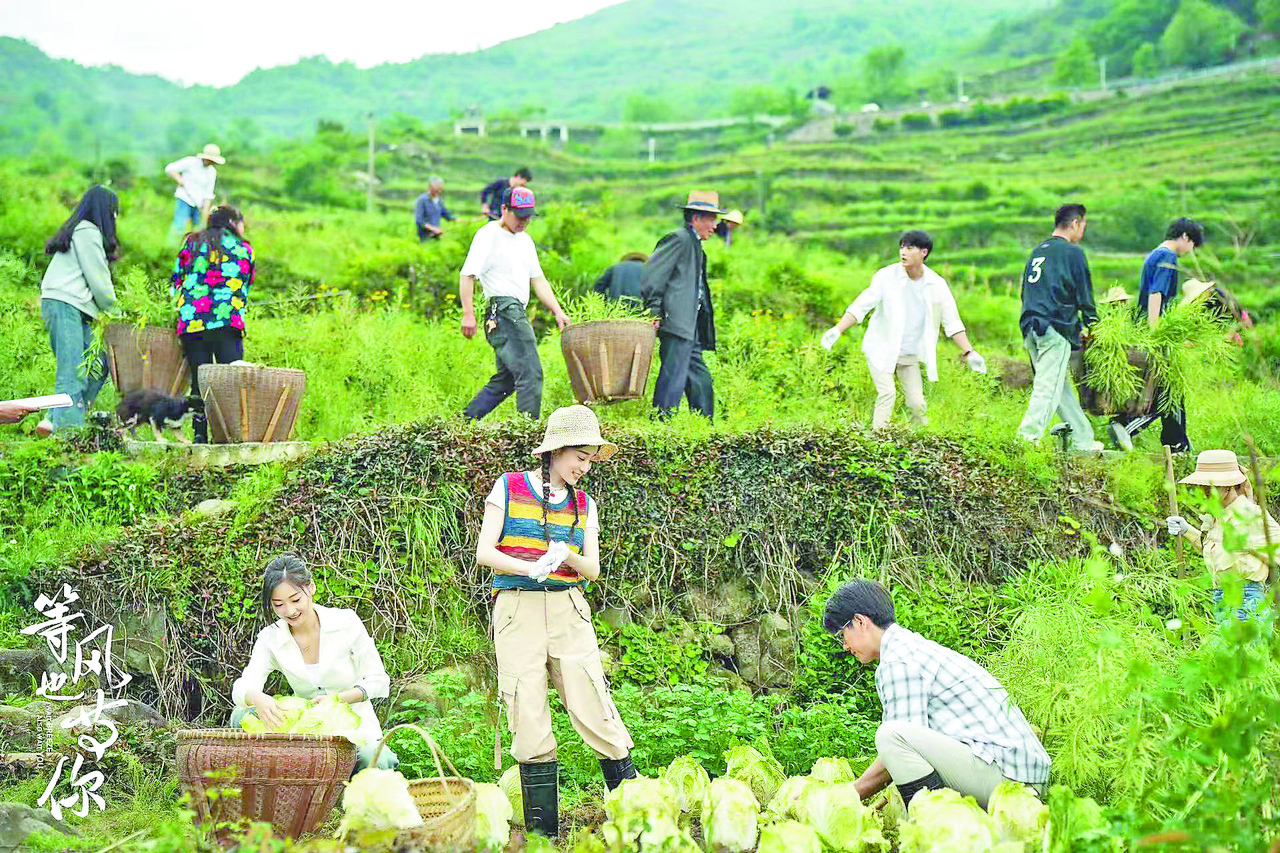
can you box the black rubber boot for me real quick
[519,761,558,838]
[896,769,944,807]
[599,755,638,791]
[192,411,209,444]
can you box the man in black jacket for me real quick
[480,168,531,221]
[642,191,723,419]
[592,252,648,305]
[1016,203,1101,451]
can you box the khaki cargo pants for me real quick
[494,588,634,763]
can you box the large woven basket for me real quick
[1073,345,1157,418]
[370,723,476,849]
[561,320,656,404]
[175,728,356,841]
[104,323,188,396]
[198,363,306,444]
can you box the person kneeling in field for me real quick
[821,230,986,430]
[1166,449,1277,622]
[825,579,1050,809]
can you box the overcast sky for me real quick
[0,0,626,87]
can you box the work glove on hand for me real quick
[820,327,841,351]
[530,540,571,582]
[1166,515,1191,537]
[965,350,987,374]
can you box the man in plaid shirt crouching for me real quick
[824,579,1050,808]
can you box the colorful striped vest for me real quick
[493,472,588,592]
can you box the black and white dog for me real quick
[116,390,204,444]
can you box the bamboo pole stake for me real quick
[1165,444,1184,567]
[598,342,611,400]
[208,393,231,444]
[261,386,291,443]
[569,351,595,402]
[238,386,249,443]
[627,343,644,396]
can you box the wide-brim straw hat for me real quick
[1181,278,1215,305]
[1179,449,1248,488]
[1098,286,1131,304]
[724,209,745,226]
[196,143,225,164]
[531,405,618,461]
[680,190,725,215]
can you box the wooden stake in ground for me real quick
[1165,444,1184,565]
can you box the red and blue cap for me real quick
[503,186,537,218]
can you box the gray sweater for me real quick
[40,221,117,318]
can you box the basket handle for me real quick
[370,723,464,791]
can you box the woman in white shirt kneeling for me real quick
[822,230,986,430]
[230,555,398,772]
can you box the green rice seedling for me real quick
[1082,309,1149,410]
[1147,300,1238,413]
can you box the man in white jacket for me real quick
[822,230,985,429]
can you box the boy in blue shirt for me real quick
[1107,218,1204,452]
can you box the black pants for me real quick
[1115,384,1189,452]
[181,327,244,443]
[653,333,713,419]
[463,297,543,421]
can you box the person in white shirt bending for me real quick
[459,186,571,420]
[821,230,986,430]
[165,143,224,240]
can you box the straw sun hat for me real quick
[196,143,225,164]
[680,190,726,214]
[1098,286,1132,304]
[1179,449,1248,488]
[1180,278,1216,305]
[530,405,618,461]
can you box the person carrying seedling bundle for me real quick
[230,555,399,772]
[1016,203,1101,451]
[474,405,638,836]
[820,230,986,430]
[1096,286,1133,312]
[824,579,1050,809]
[1107,218,1204,453]
[459,186,570,421]
[1166,449,1276,622]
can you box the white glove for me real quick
[820,327,841,350]
[1166,516,1190,537]
[965,350,987,374]
[530,540,570,582]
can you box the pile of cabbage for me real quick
[238,695,363,743]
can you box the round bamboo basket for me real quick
[561,320,656,404]
[198,363,306,444]
[175,728,356,841]
[104,323,188,396]
[1074,346,1156,417]
[369,723,476,848]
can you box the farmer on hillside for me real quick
[165,143,224,240]
[821,230,986,430]
[642,190,724,419]
[481,168,532,221]
[714,209,745,246]
[825,579,1050,809]
[1107,218,1204,452]
[1016,203,1101,451]
[414,175,455,241]
[1166,449,1276,622]
[592,252,648,305]
[474,405,638,836]
[459,186,570,421]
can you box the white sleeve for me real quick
[585,495,600,531]
[460,227,490,278]
[526,237,545,281]
[231,630,277,707]
[847,271,885,322]
[347,611,390,700]
[485,476,507,511]
[933,280,965,337]
[164,156,191,175]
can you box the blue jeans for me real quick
[228,706,399,774]
[41,298,107,430]
[1212,582,1267,623]
[172,198,201,238]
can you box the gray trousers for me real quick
[653,334,713,419]
[464,297,543,421]
[876,720,1013,810]
[41,298,107,430]
[1017,327,1095,449]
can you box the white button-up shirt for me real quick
[165,156,218,208]
[231,603,391,745]
[845,263,965,381]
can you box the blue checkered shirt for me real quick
[875,624,1051,784]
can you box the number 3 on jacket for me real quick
[1026,257,1045,284]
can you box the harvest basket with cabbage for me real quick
[238,694,363,742]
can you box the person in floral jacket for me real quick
[171,204,254,442]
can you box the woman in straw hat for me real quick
[475,405,636,836]
[1166,449,1277,621]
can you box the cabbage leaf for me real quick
[702,777,759,853]
[805,781,889,852]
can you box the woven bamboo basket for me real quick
[1073,345,1157,418]
[369,723,476,849]
[104,323,188,396]
[561,320,656,404]
[198,363,306,444]
[175,728,356,841]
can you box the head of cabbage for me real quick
[500,764,524,827]
[757,819,823,853]
[987,781,1048,847]
[337,767,423,839]
[473,782,514,852]
[662,755,711,815]
[804,781,889,853]
[810,756,856,784]
[899,787,997,853]
[701,777,759,853]
[763,776,816,824]
[239,695,362,743]
[603,778,690,851]
[723,744,785,808]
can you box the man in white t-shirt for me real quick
[165,143,224,238]
[821,230,987,429]
[459,186,571,420]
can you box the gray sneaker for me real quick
[1108,421,1134,451]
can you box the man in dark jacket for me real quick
[481,168,531,221]
[642,191,723,419]
[593,252,648,304]
[1016,203,1101,451]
